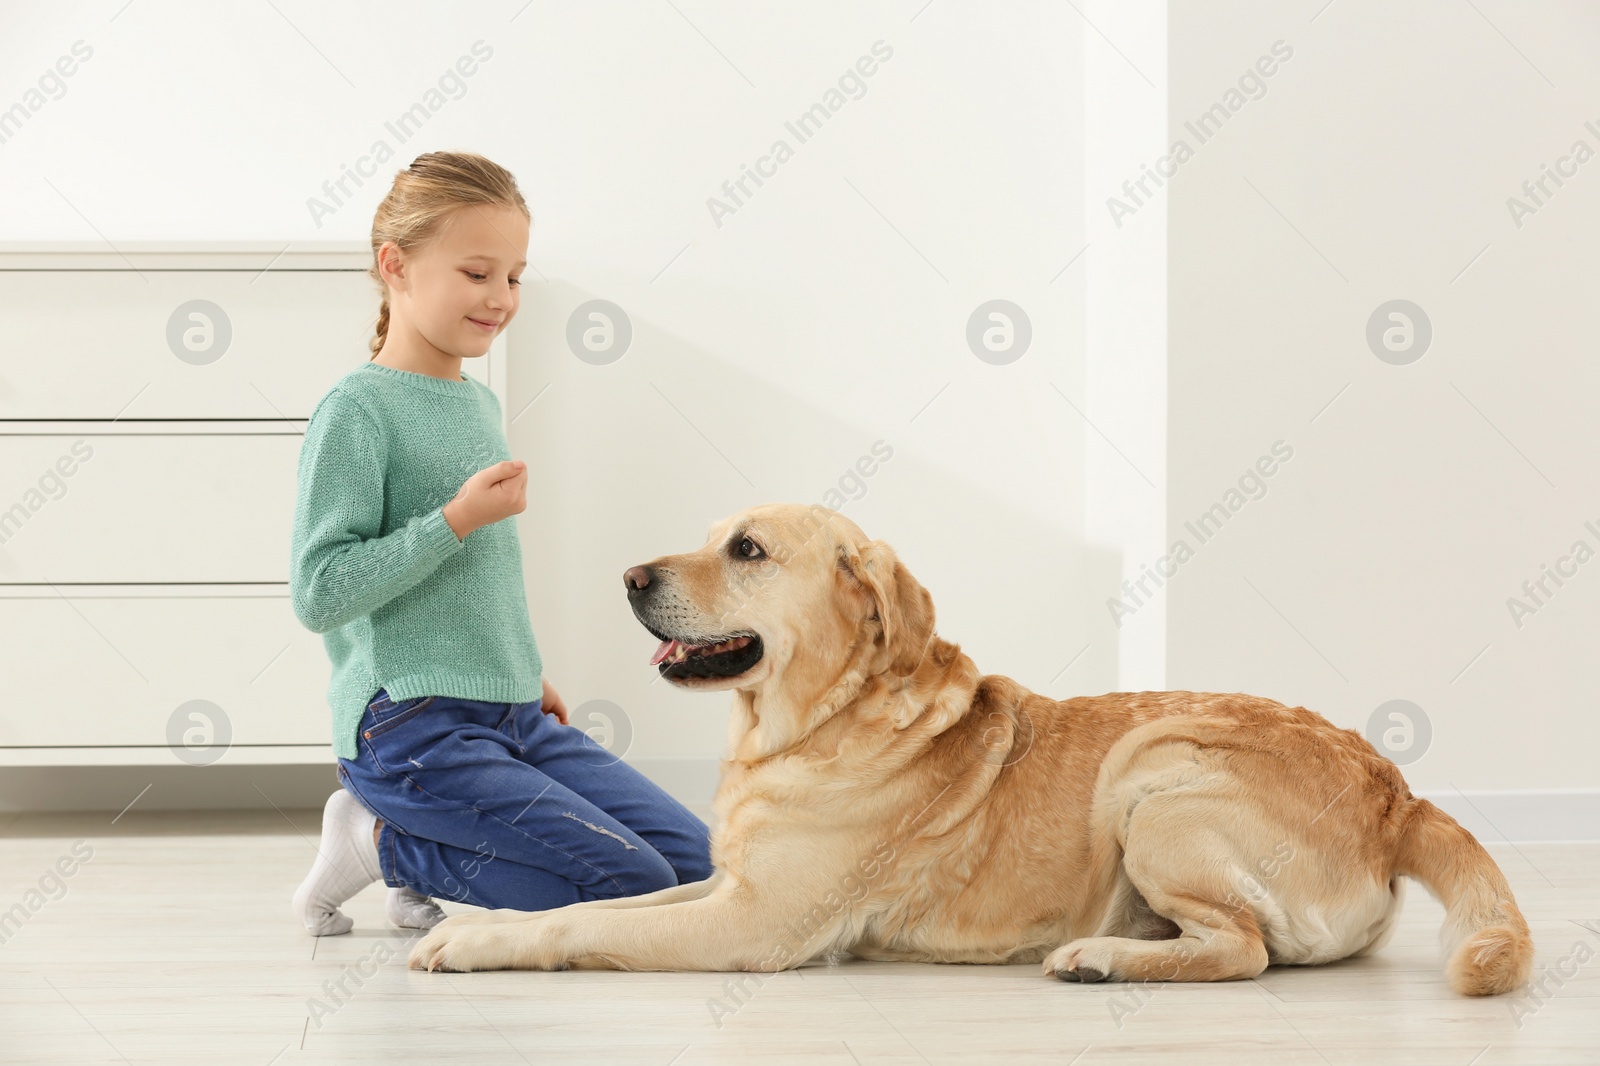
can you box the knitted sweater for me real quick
[289,360,542,759]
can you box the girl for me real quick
[289,150,713,935]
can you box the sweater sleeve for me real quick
[289,390,465,635]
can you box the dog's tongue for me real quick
[650,639,681,666]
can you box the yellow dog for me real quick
[410,503,1532,996]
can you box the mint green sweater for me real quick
[290,360,543,759]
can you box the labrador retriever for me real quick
[409,503,1532,995]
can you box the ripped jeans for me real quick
[335,688,714,911]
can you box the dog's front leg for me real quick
[410,881,821,974]
[441,870,728,927]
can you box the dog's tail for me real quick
[1393,797,1533,996]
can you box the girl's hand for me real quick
[541,677,570,726]
[442,460,527,540]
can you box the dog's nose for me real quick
[623,565,654,594]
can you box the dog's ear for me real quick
[838,539,936,677]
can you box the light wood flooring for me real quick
[1,807,1596,1064]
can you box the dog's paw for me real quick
[409,916,505,972]
[408,914,569,973]
[1043,938,1119,983]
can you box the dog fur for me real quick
[408,503,1533,995]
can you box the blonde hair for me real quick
[366,151,529,358]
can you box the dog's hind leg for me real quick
[1043,796,1270,984]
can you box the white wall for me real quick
[496,5,1096,779]
[1161,0,1600,795]
[1083,0,1168,691]
[11,0,1581,816]
[0,2,1096,801]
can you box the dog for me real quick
[409,503,1533,995]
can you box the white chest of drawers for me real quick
[0,243,507,767]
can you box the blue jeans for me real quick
[336,688,714,911]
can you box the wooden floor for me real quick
[1,807,1596,1065]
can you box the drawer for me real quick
[0,268,376,419]
[0,429,298,583]
[0,244,506,765]
[0,586,331,748]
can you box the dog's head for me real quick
[623,503,937,702]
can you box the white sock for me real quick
[387,886,447,930]
[291,789,382,936]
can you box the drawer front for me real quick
[0,432,299,583]
[0,590,331,748]
[0,247,501,761]
[0,269,376,419]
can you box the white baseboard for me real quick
[1417,788,1600,844]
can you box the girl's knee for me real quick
[606,848,679,898]
[676,851,715,886]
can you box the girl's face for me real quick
[386,204,529,360]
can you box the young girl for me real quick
[289,150,713,935]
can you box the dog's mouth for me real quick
[646,630,764,681]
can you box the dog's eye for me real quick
[736,536,764,560]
